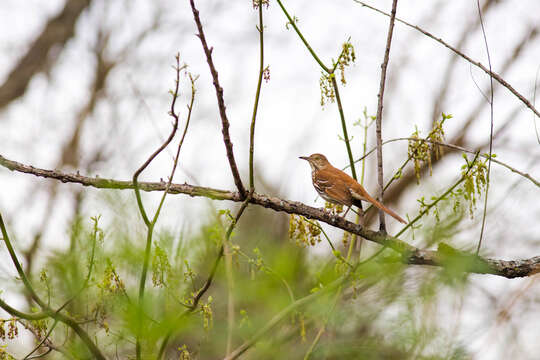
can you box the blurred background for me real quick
[1,0,539,358]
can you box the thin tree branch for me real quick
[475,0,494,255]
[275,0,358,181]
[0,211,106,359]
[352,137,539,188]
[395,152,480,237]
[1,156,539,278]
[189,0,246,197]
[275,0,330,73]
[331,76,358,181]
[135,54,195,359]
[353,0,540,119]
[249,1,266,191]
[374,0,398,232]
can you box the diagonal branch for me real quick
[1,154,538,278]
[353,0,540,119]
[189,0,246,197]
[0,0,92,110]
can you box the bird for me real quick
[299,153,406,224]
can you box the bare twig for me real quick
[429,0,498,125]
[249,1,266,191]
[134,55,183,359]
[353,0,540,119]
[135,54,195,359]
[189,0,246,197]
[534,66,540,143]
[352,137,539,188]
[475,0,494,255]
[374,0,399,232]
[1,156,539,278]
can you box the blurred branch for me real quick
[225,269,377,360]
[1,155,539,278]
[475,0,494,255]
[453,26,538,146]
[356,137,539,188]
[22,27,116,286]
[0,211,106,359]
[0,0,92,110]
[157,193,252,359]
[428,0,498,125]
[133,54,192,359]
[353,0,540,118]
[189,0,247,197]
[374,0,399,232]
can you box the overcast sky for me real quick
[1,0,539,357]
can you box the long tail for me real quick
[351,190,407,224]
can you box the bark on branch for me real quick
[189,0,246,197]
[1,154,538,278]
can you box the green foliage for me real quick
[319,72,336,106]
[288,214,322,247]
[336,40,356,85]
[408,113,450,183]
[0,198,478,359]
[0,345,16,360]
[459,153,489,218]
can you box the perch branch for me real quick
[1,155,538,279]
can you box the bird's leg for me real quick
[342,206,352,218]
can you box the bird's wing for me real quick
[315,169,353,206]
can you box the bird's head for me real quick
[299,153,330,171]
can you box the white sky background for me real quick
[0,0,539,358]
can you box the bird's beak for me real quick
[299,156,309,161]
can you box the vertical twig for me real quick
[249,1,266,191]
[275,0,358,181]
[533,66,540,144]
[190,0,246,197]
[224,238,235,356]
[135,54,195,359]
[331,76,358,180]
[476,0,494,255]
[374,0,399,232]
[275,0,330,73]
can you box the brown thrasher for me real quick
[300,153,406,224]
